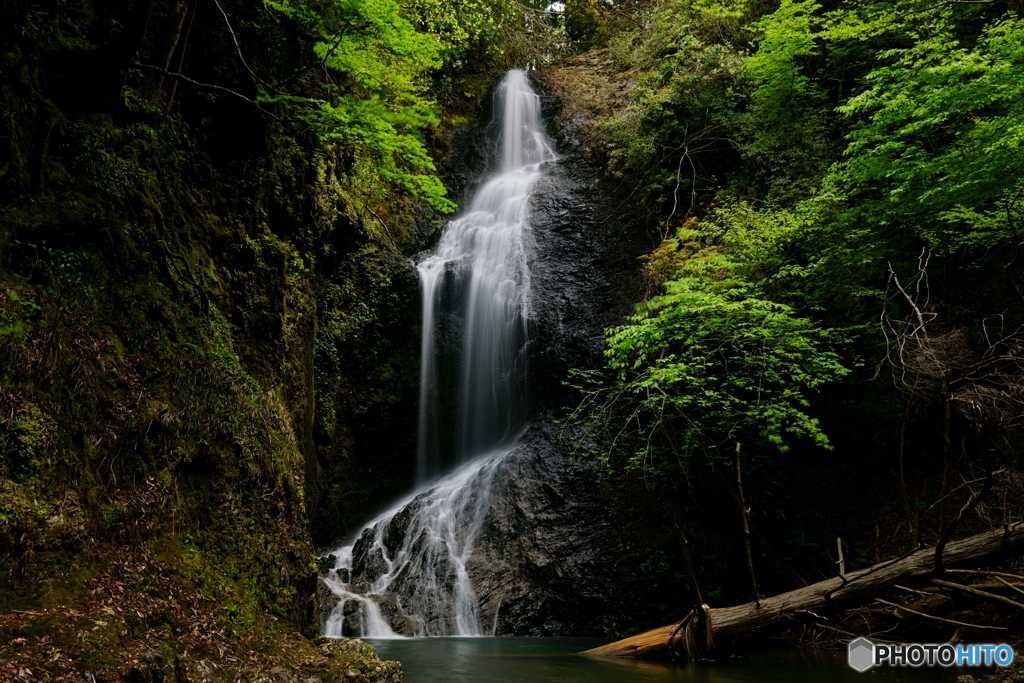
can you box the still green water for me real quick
[367,637,960,683]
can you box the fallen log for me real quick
[582,522,1024,659]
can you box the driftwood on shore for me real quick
[582,521,1024,659]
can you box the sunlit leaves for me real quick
[592,263,848,477]
[746,0,822,114]
[265,0,455,212]
[837,17,1024,251]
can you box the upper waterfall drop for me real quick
[320,69,557,638]
[416,69,556,483]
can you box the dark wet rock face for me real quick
[467,428,646,637]
[382,500,417,553]
[452,76,652,637]
[316,555,338,574]
[350,541,389,593]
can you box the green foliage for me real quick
[410,0,506,57]
[567,2,1024,595]
[258,0,539,213]
[264,0,455,211]
[745,0,822,117]
[837,17,1024,253]
[715,11,1024,309]
[0,285,41,339]
[591,1,1024,310]
[597,3,750,230]
[565,0,609,49]
[578,238,848,480]
[740,0,837,185]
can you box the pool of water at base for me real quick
[366,637,963,683]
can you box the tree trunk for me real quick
[581,522,1024,658]
[735,443,759,606]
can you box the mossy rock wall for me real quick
[0,0,423,644]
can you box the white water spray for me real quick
[320,70,555,637]
[320,450,509,637]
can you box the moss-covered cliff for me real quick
[0,0,505,677]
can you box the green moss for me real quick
[37,561,101,610]
[0,0,476,668]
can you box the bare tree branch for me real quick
[211,0,271,89]
[131,62,280,119]
[931,578,1024,611]
[875,598,1006,630]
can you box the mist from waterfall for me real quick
[320,70,555,638]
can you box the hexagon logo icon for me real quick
[848,637,875,672]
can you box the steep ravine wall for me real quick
[0,0,488,679]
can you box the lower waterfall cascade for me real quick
[319,69,556,638]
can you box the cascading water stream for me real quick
[320,70,556,638]
[417,68,556,481]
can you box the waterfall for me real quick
[417,69,556,481]
[320,70,556,638]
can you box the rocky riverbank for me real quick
[0,545,401,683]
